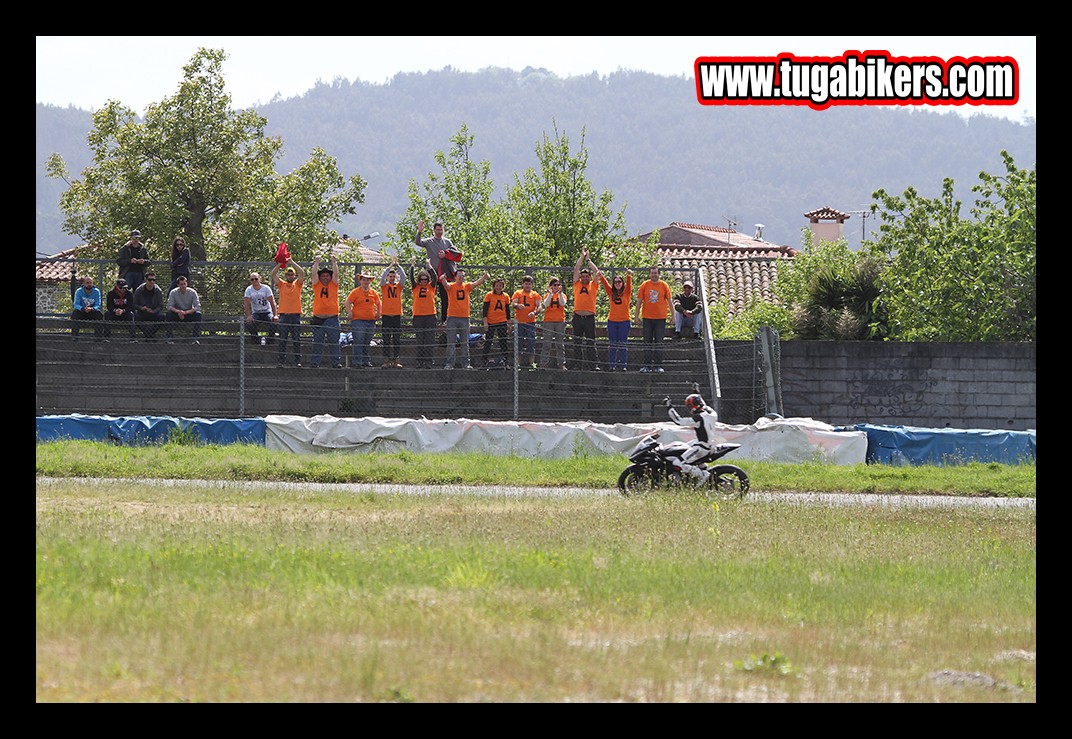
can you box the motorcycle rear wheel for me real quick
[706,464,749,500]
[617,464,662,496]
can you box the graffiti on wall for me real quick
[846,362,939,416]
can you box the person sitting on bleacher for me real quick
[70,275,103,340]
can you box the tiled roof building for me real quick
[635,222,798,316]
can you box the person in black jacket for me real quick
[117,229,151,292]
[104,278,136,340]
[132,271,165,341]
[168,235,191,292]
[673,280,703,340]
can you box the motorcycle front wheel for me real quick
[617,464,662,496]
[706,464,750,500]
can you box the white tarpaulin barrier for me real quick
[265,414,867,465]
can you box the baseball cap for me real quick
[285,266,296,275]
[683,280,694,287]
[130,229,141,238]
[116,278,127,287]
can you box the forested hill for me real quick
[36,67,1037,256]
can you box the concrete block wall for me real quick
[779,341,1036,430]
[35,333,1036,431]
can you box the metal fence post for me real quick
[238,317,246,417]
[512,316,519,420]
[694,265,722,420]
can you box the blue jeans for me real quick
[675,311,703,334]
[445,316,470,367]
[351,319,376,366]
[278,313,302,363]
[642,318,666,367]
[607,319,631,369]
[516,322,536,357]
[311,315,341,366]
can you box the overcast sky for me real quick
[37,35,1035,123]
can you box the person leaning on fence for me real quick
[309,255,343,369]
[104,277,135,340]
[244,272,278,347]
[379,257,408,368]
[165,275,203,344]
[440,268,488,370]
[70,275,103,339]
[599,268,633,371]
[345,272,380,368]
[634,265,672,373]
[572,248,601,370]
[408,263,438,368]
[481,277,512,370]
[540,277,569,369]
[116,229,150,292]
[271,258,305,367]
[168,235,191,292]
[132,271,165,341]
[511,275,542,370]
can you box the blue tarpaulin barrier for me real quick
[839,424,1036,466]
[36,414,265,446]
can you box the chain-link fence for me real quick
[37,258,780,425]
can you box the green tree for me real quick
[45,48,366,263]
[388,122,655,274]
[505,122,649,268]
[866,151,1035,341]
[706,297,794,341]
[774,230,888,340]
[389,124,506,268]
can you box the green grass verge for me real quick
[36,440,1036,497]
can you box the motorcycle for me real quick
[617,431,750,499]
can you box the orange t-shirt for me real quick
[512,289,541,324]
[636,279,672,320]
[572,279,599,313]
[483,291,510,325]
[600,273,633,322]
[277,278,303,315]
[445,281,474,319]
[543,292,567,322]
[380,281,404,317]
[411,280,437,317]
[346,286,380,321]
[312,280,339,317]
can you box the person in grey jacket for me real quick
[415,219,462,323]
[133,271,165,340]
[165,275,202,343]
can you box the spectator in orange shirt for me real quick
[511,275,542,370]
[378,257,408,367]
[600,268,633,371]
[540,276,569,369]
[310,254,342,369]
[409,264,438,368]
[271,258,305,367]
[481,277,512,370]
[572,249,602,370]
[440,269,489,370]
[634,265,673,373]
[346,272,381,368]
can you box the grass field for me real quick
[36,442,1036,702]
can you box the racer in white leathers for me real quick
[666,393,720,483]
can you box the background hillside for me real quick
[36,67,1037,257]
